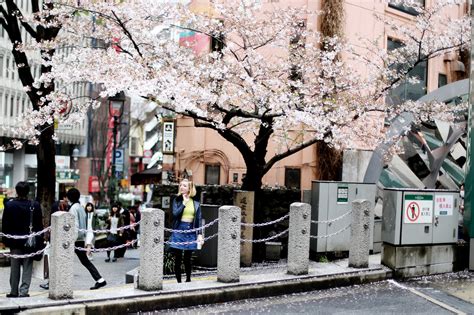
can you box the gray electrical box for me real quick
[310,181,376,253]
[382,188,459,245]
[194,204,219,267]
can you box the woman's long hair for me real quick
[85,202,95,213]
[109,203,121,217]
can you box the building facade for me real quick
[166,0,468,191]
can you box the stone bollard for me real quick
[49,211,76,299]
[217,206,241,283]
[138,208,164,291]
[287,202,311,275]
[349,199,372,268]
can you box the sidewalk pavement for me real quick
[0,251,391,314]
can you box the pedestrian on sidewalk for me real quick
[67,188,107,290]
[40,191,69,290]
[2,181,43,298]
[169,178,203,283]
[115,201,129,259]
[84,202,100,261]
[105,203,124,262]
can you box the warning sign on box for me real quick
[403,194,433,224]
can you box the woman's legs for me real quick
[173,248,183,283]
[183,250,193,282]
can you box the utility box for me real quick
[194,204,219,267]
[382,188,459,278]
[382,188,459,245]
[310,181,376,253]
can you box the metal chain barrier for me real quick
[311,210,352,225]
[241,228,289,243]
[77,220,141,234]
[75,239,138,252]
[0,246,48,259]
[0,226,51,239]
[164,218,219,233]
[240,214,289,227]
[165,232,218,246]
[309,224,351,239]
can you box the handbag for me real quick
[107,233,118,243]
[24,202,37,250]
[24,201,45,261]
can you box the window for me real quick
[438,73,447,88]
[205,164,220,185]
[232,173,238,183]
[388,0,424,15]
[387,38,427,105]
[285,168,301,189]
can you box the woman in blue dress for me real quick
[169,179,203,283]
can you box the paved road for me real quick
[0,248,140,295]
[158,274,474,314]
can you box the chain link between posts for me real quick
[164,218,219,233]
[0,226,51,239]
[0,244,49,259]
[241,228,289,243]
[165,232,219,246]
[311,210,352,225]
[75,239,138,252]
[77,221,141,234]
[240,214,289,227]
[309,224,351,239]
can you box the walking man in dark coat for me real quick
[1,181,43,298]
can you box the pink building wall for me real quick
[173,0,467,190]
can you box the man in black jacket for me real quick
[2,181,43,298]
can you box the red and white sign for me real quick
[434,194,454,216]
[405,202,420,222]
[403,194,433,224]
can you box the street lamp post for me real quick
[108,92,125,203]
[72,147,80,186]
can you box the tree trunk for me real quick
[316,0,345,181]
[315,142,343,181]
[36,122,56,228]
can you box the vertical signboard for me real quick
[234,191,254,267]
[162,121,175,154]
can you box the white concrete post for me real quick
[287,202,311,275]
[138,208,164,291]
[349,199,372,268]
[49,211,75,299]
[217,206,241,283]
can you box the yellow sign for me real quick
[0,194,4,210]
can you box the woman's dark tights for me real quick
[173,249,192,283]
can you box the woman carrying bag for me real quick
[169,179,203,283]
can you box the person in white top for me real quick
[84,202,99,260]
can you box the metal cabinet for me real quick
[382,188,459,245]
[194,204,219,267]
[310,181,376,253]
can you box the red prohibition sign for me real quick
[406,202,420,222]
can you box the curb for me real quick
[17,268,392,314]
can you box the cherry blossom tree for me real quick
[44,0,469,192]
[0,0,63,225]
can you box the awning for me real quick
[131,167,162,185]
